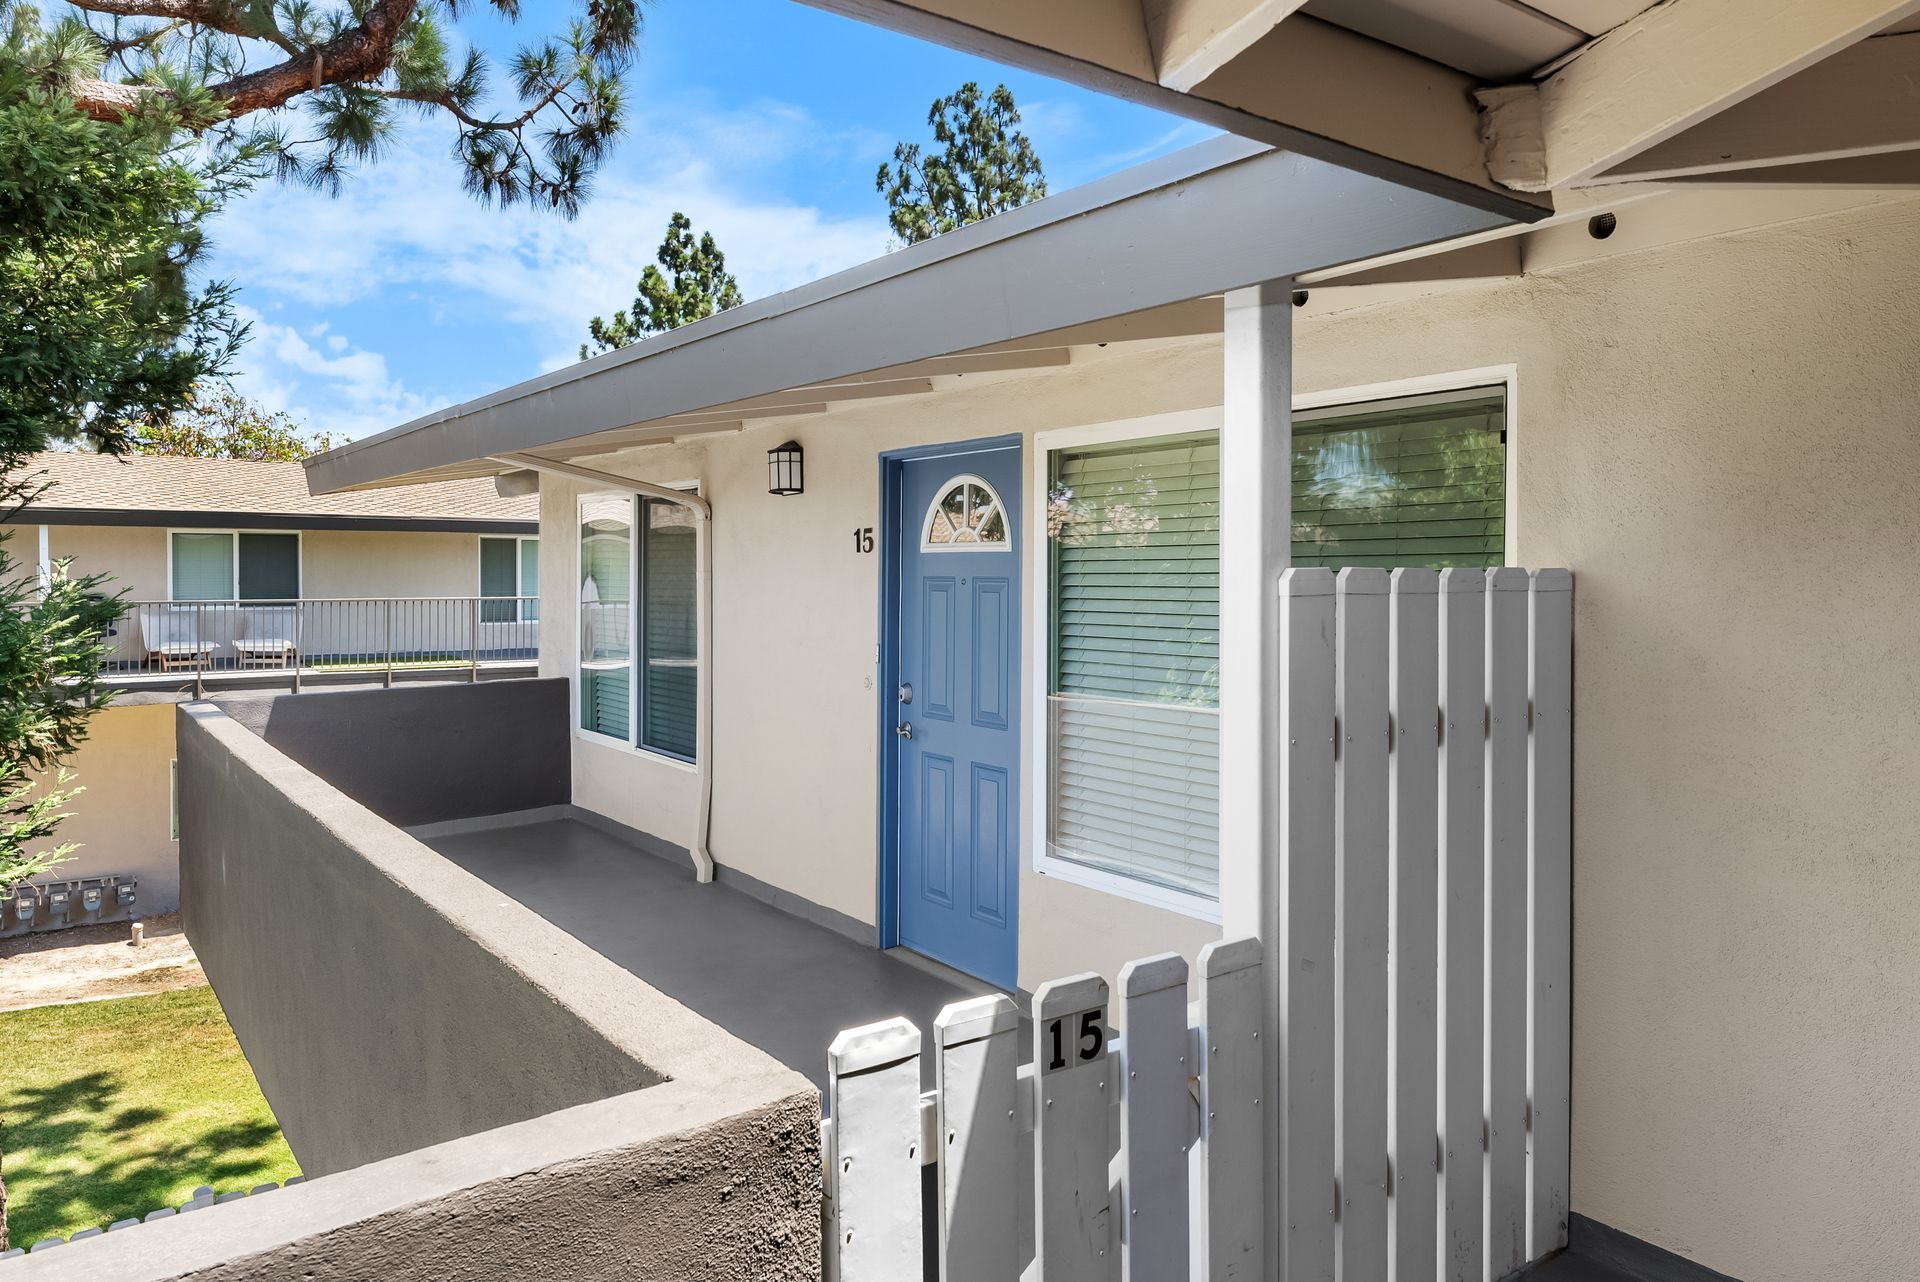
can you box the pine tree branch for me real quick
[69,0,419,121]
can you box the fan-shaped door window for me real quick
[921,474,1011,551]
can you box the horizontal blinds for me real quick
[480,537,518,623]
[1292,391,1505,569]
[519,538,541,622]
[1043,390,1505,902]
[1048,434,1220,898]
[641,500,697,760]
[171,533,234,601]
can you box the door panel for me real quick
[893,446,1021,989]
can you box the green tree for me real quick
[581,211,744,357]
[23,0,641,215]
[132,387,335,460]
[876,82,1046,246]
[2,10,244,448]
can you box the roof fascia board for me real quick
[13,509,538,534]
[307,145,1517,493]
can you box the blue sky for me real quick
[208,0,1213,440]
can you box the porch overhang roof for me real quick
[304,135,1534,495]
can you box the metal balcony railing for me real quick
[105,597,540,689]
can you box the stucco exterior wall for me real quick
[301,529,485,599]
[1289,197,1920,1282]
[534,196,1920,1281]
[15,702,179,913]
[537,339,1227,991]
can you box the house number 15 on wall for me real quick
[852,527,875,553]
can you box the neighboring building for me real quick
[29,5,1920,1281]
[1,452,539,925]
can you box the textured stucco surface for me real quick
[9,1070,821,1282]
[214,678,569,829]
[177,700,811,1183]
[14,702,180,913]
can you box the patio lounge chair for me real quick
[138,610,218,672]
[232,606,299,669]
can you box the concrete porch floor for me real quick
[420,815,995,1091]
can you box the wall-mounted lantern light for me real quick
[768,441,804,496]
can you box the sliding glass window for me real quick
[577,493,698,761]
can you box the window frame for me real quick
[919,473,1013,552]
[478,534,539,621]
[1026,367,1519,919]
[166,528,303,603]
[573,483,701,769]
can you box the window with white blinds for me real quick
[577,492,698,761]
[1046,433,1220,900]
[1043,387,1506,903]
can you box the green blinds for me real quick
[1292,390,1505,568]
[641,499,698,761]
[1045,388,1506,900]
[1047,433,1221,898]
[236,533,299,600]
[171,533,235,600]
[579,499,632,740]
[480,537,519,622]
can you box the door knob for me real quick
[896,722,914,740]
[898,682,914,705]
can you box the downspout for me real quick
[491,452,717,884]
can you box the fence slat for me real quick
[1035,974,1116,1282]
[1335,568,1390,1282]
[1279,567,1339,1282]
[1387,568,1439,1282]
[827,1018,924,1282]
[1484,568,1531,1277]
[1527,570,1574,1259]
[935,995,1021,1282]
[1118,954,1190,1282]
[1436,568,1486,1282]
[1192,937,1263,1282]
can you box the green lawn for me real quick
[0,987,300,1246]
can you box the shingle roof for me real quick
[11,452,537,528]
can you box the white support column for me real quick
[37,524,51,595]
[1218,280,1293,1282]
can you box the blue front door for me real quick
[893,445,1021,989]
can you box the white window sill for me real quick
[1032,853,1222,924]
[573,728,699,773]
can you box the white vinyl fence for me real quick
[823,566,1572,1282]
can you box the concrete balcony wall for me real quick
[211,678,569,830]
[169,696,820,1279]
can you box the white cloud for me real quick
[210,99,891,335]
[228,306,453,440]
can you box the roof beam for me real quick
[793,0,1547,211]
[1658,153,1920,188]
[1587,33,1920,184]
[1479,0,1920,191]
[1144,0,1309,92]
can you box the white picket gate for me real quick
[823,566,1573,1282]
